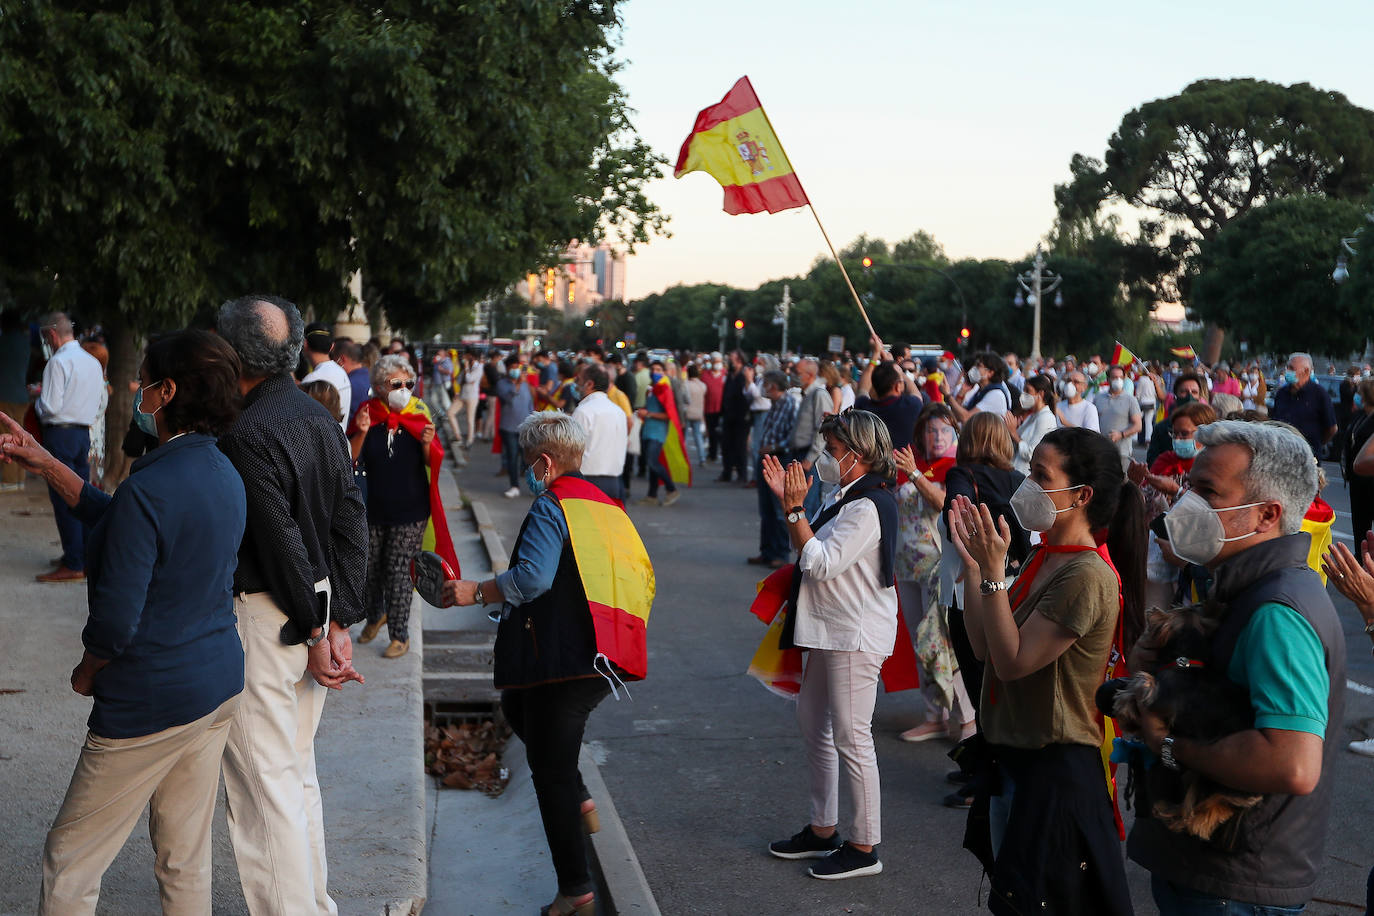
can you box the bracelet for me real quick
[1364,618,1374,635]
[477,583,490,607]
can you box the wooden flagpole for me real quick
[750,83,879,344]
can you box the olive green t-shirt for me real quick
[980,550,1119,750]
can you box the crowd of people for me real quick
[4,306,1374,913]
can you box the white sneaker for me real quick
[503,487,520,499]
[1349,738,1374,757]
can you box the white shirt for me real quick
[1014,406,1058,474]
[1058,397,1100,432]
[460,363,483,401]
[963,383,1009,417]
[747,379,771,412]
[573,391,628,477]
[37,340,103,426]
[301,358,351,430]
[794,481,899,654]
[838,383,856,411]
[1135,376,1156,407]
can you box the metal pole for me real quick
[717,295,727,353]
[779,284,791,357]
[1031,246,1044,364]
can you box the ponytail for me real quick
[1107,480,1148,655]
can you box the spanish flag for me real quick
[1110,341,1139,368]
[355,397,461,576]
[651,376,692,487]
[548,475,656,679]
[674,76,809,215]
[1169,345,1197,359]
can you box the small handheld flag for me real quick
[1169,345,1197,359]
[1110,341,1139,368]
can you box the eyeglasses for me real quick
[388,379,417,391]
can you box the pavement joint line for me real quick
[447,460,661,915]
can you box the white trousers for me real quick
[796,648,885,846]
[222,593,337,916]
[40,696,239,916]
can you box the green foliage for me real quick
[1056,78,1374,238]
[0,1,667,337]
[1191,195,1371,353]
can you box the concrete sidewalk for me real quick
[0,477,427,916]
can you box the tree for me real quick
[1191,195,1371,354]
[0,1,666,468]
[1055,78,1374,360]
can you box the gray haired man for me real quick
[1127,420,1344,913]
[216,294,368,914]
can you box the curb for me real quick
[449,461,659,916]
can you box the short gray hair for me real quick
[218,295,304,378]
[40,312,73,338]
[762,370,789,393]
[1288,352,1312,371]
[371,354,415,394]
[1195,420,1317,535]
[517,412,587,469]
[819,409,897,480]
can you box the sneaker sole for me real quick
[808,860,883,880]
[769,847,839,860]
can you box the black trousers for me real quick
[705,411,722,460]
[721,416,750,480]
[502,677,611,898]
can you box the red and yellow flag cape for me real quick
[548,475,656,679]
[674,76,809,215]
[356,397,461,576]
[651,376,692,487]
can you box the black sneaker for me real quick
[942,790,973,809]
[946,769,973,785]
[808,843,883,880]
[768,825,842,860]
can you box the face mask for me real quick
[1164,490,1265,566]
[1009,478,1084,532]
[1284,369,1298,386]
[1175,393,1194,407]
[510,368,522,379]
[1109,378,1124,393]
[966,367,983,385]
[1172,437,1197,459]
[525,457,549,496]
[1087,363,1101,377]
[1019,392,1037,410]
[134,384,162,437]
[387,388,411,411]
[814,449,854,486]
[651,372,663,384]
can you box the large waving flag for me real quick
[1169,345,1197,359]
[548,475,656,679]
[652,376,693,487]
[357,397,461,576]
[1110,341,1140,368]
[674,76,809,215]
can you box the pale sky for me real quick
[614,0,1374,301]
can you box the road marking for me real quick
[1348,680,1374,697]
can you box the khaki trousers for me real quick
[222,592,337,916]
[40,696,240,916]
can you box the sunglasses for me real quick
[388,379,417,391]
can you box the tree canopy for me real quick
[0,1,666,336]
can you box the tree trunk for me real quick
[1203,323,1224,366]
[102,313,141,488]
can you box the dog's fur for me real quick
[1111,603,1263,842]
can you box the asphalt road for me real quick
[460,440,1374,916]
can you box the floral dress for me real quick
[895,456,957,709]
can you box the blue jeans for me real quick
[44,426,90,571]
[687,419,707,465]
[1151,875,1305,915]
[755,455,788,561]
[748,410,768,478]
[500,432,523,488]
[643,438,675,497]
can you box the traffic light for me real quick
[734,319,745,330]
[959,327,970,341]
[861,257,873,270]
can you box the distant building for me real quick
[515,240,626,315]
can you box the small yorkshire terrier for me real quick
[1107,603,1262,843]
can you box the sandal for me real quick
[540,892,595,916]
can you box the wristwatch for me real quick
[305,629,325,647]
[786,506,806,524]
[979,579,1008,596]
[1160,735,1181,771]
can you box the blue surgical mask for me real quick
[1284,369,1299,386]
[134,384,161,437]
[525,458,549,496]
[651,372,664,384]
[1172,438,1197,459]
[509,368,521,379]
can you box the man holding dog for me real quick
[1127,421,1345,914]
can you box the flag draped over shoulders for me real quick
[674,76,809,215]
[358,397,460,575]
[548,475,656,679]
[652,376,692,487]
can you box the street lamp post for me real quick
[772,284,792,356]
[1013,245,1064,364]
[715,295,728,353]
[1332,209,1374,360]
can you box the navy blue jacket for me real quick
[76,434,247,738]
